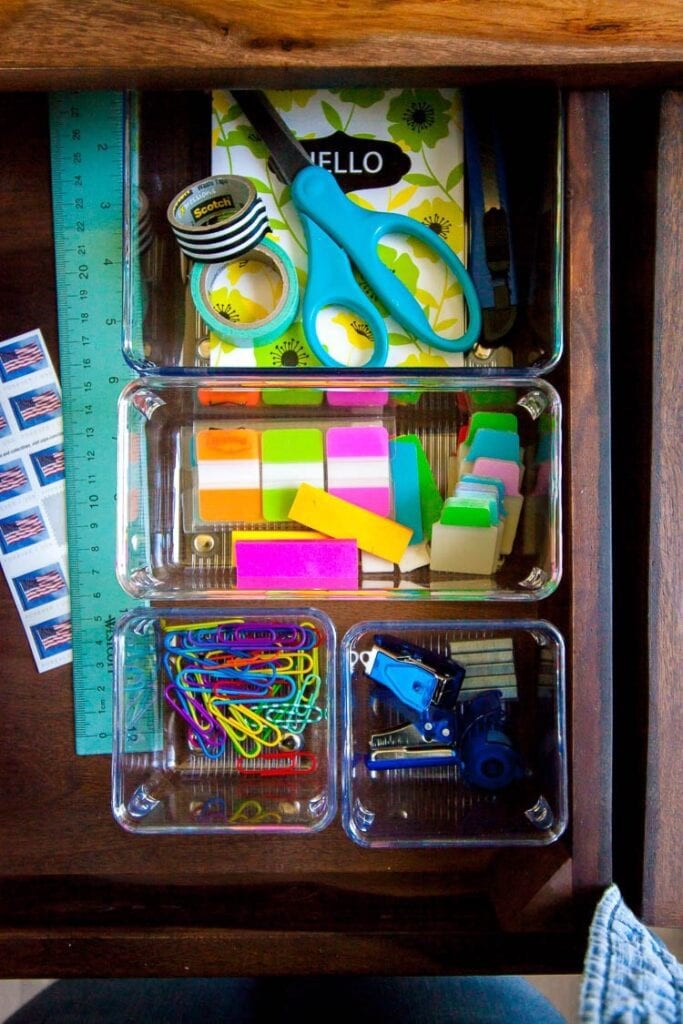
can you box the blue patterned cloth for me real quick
[581,884,683,1023]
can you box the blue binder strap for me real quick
[464,93,517,345]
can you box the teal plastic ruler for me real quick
[49,91,137,755]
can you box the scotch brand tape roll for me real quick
[190,237,300,347]
[167,175,270,262]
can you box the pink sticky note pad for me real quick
[234,539,359,590]
[326,391,388,407]
[472,457,522,497]
[326,425,391,516]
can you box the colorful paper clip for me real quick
[161,617,326,767]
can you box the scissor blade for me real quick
[231,90,311,185]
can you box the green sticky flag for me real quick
[261,428,324,521]
[441,497,494,528]
[393,434,443,539]
[465,411,519,446]
[262,389,324,406]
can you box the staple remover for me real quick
[365,634,466,714]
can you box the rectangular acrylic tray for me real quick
[116,377,561,601]
[112,606,337,835]
[341,619,567,848]
[123,87,563,377]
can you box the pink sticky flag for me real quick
[325,425,391,516]
[234,539,359,590]
[472,457,522,497]
[326,391,388,407]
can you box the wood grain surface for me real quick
[0,0,681,89]
[0,88,615,975]
[642,90,683,927]
[566,91,613,895]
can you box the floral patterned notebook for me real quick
[210,87,465,369]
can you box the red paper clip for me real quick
[235,751,318,776]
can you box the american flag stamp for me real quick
[0,458,31,502]
[31,614,72,659]
[0,333,48,382]
[0,506,49,554]
[0,403,11,440]
[30,444,66,486]
[13,562,68,611]
[10,385,62,430]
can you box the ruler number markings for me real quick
[50,91,137,755]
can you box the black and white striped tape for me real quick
[167,175,270,263]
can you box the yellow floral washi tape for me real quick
[190,237,300,347]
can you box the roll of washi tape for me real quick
[167,175,270,262]
[190,237,300,347]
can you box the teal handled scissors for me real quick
[232,91,482,369]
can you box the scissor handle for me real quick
[293,165,482,355]
[299,213,388,369]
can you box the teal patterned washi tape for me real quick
[190,237,300,347]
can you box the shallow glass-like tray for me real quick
[117,377,561,601]
[341,619,567,848]
[112,606,337,835]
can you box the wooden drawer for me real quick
[0,80,617,975]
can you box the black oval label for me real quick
[269,131,412,194]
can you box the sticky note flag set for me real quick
[431,412,526,576]
[190,409,534,589]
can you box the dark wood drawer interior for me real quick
[0,81,615,976]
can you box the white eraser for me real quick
[361,549,394,574]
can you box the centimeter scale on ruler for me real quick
[50,91,140,755]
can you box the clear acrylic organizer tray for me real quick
[341,619,567,848]
[123,88,563,377]
[112,606,337,835]
[116,376,561,601]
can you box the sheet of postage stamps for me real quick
[0,329,71,672]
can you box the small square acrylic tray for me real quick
[341,619,567,847]
[112,607,337,834]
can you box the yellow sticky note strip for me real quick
[289,483,412,563]
[229,529,323,561]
